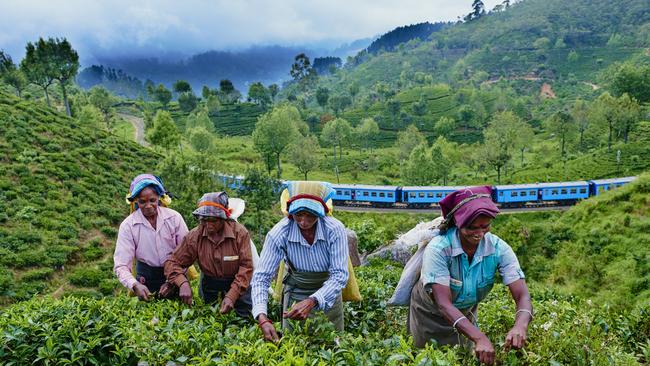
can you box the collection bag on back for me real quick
[388,216,443,306]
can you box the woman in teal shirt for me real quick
[408,186,533,365]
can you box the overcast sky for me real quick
[1,0,502,62]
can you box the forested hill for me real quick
[328,0,649,91]
[0,91,159,303]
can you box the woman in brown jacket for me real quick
[164,192,253,317]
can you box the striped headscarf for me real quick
[125,174,172,212]
[283,181,335,218]
[193,192,232,220]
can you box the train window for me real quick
[570,188,577,194]
[560,189,567,194]
[511,191,518,197]
[345,191,350,195]
[363,191,369,196]
[336,190,342,195]
[552,189,558,195]
[436,193,443,198]
[579,188,586,194]
[379,192,385,197]
[530,190,536,196]
[520,191,527,196]
[387,193,393,198]
[409,192,416,198]
[371,192,377,197]
[499,192,503,196]
[427,192,434,198]
[419,193,425,198]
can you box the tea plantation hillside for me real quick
[0,91,160,303]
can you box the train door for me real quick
[537,189,543,201]
[351,190,356,200]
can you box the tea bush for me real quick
[0,260,646,365]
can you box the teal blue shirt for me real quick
[421,228,525,309]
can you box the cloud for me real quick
[0,0,503,62]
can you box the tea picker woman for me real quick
[408,186,533,365]
[164,192,254,317]
[113,174,189,301]
[251,181,349,342]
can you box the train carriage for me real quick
[401,186,468,208]
[331,184,399,207]
[589,177,636,196]
[495,181,590,207]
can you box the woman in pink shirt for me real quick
[113,174,189,300]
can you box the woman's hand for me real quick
[283,297,317,320]
[220,297,235,314]
[258,314,280,342]
[474,335,495,365]
[504,324,527,350]
[132,283,151,301]
[158,282,176,298]
[179,282,193,306]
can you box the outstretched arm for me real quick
[431,284,495,365]
[504,279,532,350]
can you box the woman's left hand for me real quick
[504,324,527,350]
[283,297,317,320]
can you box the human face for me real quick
[201,217,225,235]
[459,215,492,247]
[136,187,159,218]
[294,211,318,231]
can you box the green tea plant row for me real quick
[0,260,646,365]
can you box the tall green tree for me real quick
[570,99,590,150]
[431,137,458,185]
[316,87,330,111]
[0,51,26,98]
[481,111,525,183]
[45,38,79,116]
[592,92,641,150]
[252,104,304,177]
[288,135,320,179]
[545,110,577,158]
[153,84,172,108]
[402,142,436,185]
[247,82,270,106]
[88,86,115,130]
[355,117,380,151]
[321,118,352,159]
[173,80,192,94]
[237,168,279,243]
[387,99,401,129]
[148,110,180,150]
[20,38,56,107]
[268,84,279,103]
[329,94,351,116]
[608,62,650,104]
[396,124,426,161]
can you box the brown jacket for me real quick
[164,220,253,302]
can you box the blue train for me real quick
[217,174,636,209]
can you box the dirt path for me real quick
[540,83,556,98]
[117,112,148,147]
[583,81,600,90]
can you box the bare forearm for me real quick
[437,301,486,343]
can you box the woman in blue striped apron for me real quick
[250,181,349,341]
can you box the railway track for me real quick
[335,205,571,214]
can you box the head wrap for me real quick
[125,174,172,212]
[193,192,232,220]
[439,186,500,229]
[282,181,335,218]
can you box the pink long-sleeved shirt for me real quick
[113,206,189,290]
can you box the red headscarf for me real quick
[439,186,500,228]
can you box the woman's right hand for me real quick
[179,282,193,306]
[258,314,280,342]
[474,335,495,365]
[132,283,151,301]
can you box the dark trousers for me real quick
[136,261,166,294]
[199,273,252,318]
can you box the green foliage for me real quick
[147,110,180,150]
[0,91,159,303]
[0,261,645,365]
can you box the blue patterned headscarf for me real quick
[125,174,171,212]
[285,181,335,218]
